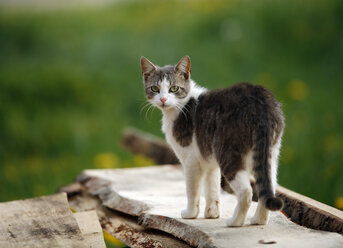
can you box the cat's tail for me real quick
[253,123,283,211]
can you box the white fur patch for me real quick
[226,170,252,226]
[270,135,282,192]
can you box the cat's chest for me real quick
[162,116,200,162]
[162,118,181,149]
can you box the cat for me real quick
[140,55,284,226]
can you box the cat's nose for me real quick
[160,98,167,104]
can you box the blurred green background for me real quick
[1,0,342,216]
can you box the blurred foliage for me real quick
[0,0,342,214]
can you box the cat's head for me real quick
[140,56,191,110]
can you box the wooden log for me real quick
[121,127,179,164]
[0,193,105,248]
[59,182,85,197]
[72,165,343,248]
[67,191,192,248]
[277,186,343,234]
[121,127,343,234]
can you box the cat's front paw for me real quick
[226,216,244,227]
[204,203,220,219]
[181,208,199,219]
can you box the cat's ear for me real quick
[141,56,156,80]
[175,55,191,80]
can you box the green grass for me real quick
[0,0,342,211]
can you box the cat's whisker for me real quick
[151,106,156,118]
[175,104,188,120]
[182,103,191,113]
[140,101,150,110]
[140,101,156,121]
[185,104,191,111]
[138,100,151,111]
[140,102,152,116]
[146,104,155,120]
[139,101,149,109]
[181,106,190,116]
[175,103,185,115]
[145,105,152,120]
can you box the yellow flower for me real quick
[94,153,118,169]
[133,155,154,167]
[335,197,343,210]
[288,79,308,101]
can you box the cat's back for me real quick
[198,82,279,111]
[194,82,284,157]
[196,82,284,125]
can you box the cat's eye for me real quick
[151,86,159,92]
[169,86,179,93]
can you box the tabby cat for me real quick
[140,56,284,226]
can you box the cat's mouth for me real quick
[150,101,173,110]
[159,103,172,109]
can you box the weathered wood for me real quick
[74,211,106,248]
[0,193,105,248]
[67,192,192,248]
[122,127,179,164]
[59,182,85,197]
[75,165,343,248]
[277,186,343,234]
[121,127,343,234]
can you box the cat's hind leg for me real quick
[226,170,253,227]
[204,167,221,219]
[181,160,205,219]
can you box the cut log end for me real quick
[121,127,179,165]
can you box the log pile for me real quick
[61,165,343,248]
